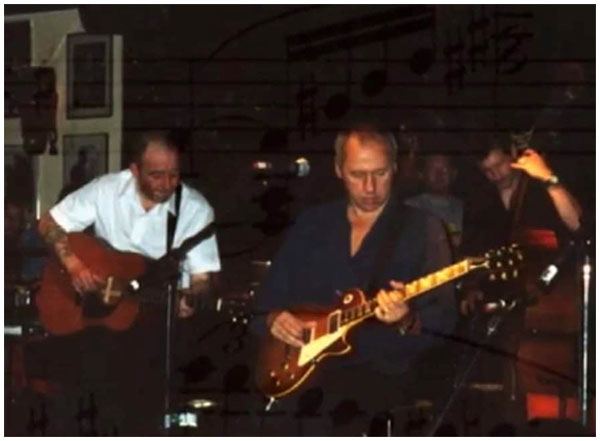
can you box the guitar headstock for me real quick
[468,244,524,282]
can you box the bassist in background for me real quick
[33,130,221,435]
[251,123,457,436]
[460,133,583,430]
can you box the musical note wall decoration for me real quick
[285,6,435,62]
[323,49,353,121]
[493,11,534,75]
[467,6,491,73]
[443,30,467,94]
[441,7,534,94]
[361,39,389,97]
[296,73,318,139]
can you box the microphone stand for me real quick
[163,278,176,435]
[537,230,594,430]
[578,238,593,429]
[428,302,519,436]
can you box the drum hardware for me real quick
[5,282,45,337]
[14,284,33,307]
[164,411,198,429]
[467,383,505,392]
[4,323,47,338]
[188,398,219,410]
[164,398,219,429]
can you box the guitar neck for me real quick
[400,258,476,301]
[340,259,480,327]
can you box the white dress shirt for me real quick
[50,169,221,286]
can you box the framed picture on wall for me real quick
[62,134,108,192]
[66,34,112,118]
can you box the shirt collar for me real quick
[118,169,177,215]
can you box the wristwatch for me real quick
[544,174,560,187]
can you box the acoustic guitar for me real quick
[255,244,523,400]
[36,232,247,336]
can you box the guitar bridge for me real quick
[101,277,123,305]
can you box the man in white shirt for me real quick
[39,130,221,317]
[32,131,221,435]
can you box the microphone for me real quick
[252,157,310,178]
[538,239,577,289]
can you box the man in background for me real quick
[405,153,463,251]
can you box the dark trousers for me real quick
[253,359,455,436]
[19,306,168,436]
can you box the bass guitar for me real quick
[255,244,523,399]
[36,231,248,336]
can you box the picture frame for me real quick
[62,134,108,188]
[66,34,112,118]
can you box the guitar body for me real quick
[255,245,524,400]
[36,233,147,336]
[255,289,366,399]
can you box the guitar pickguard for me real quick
[298,324,348,366]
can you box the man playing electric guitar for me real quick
[251,123,458,436]
[33,130,221,435]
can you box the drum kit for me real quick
[5,281,47,338]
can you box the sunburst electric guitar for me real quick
[255,244,524,399]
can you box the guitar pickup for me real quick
[301,328,311,344]
[327,310,341,333]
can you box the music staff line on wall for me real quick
[119,103,594,111]
[93,56,594,63]
[118,126,595,135]
[7,78,594,88]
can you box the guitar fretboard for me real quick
[338,259,475,327]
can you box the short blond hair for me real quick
[334,124,398,166]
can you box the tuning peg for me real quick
[508,259,514,266]
[496,262,503,268]
[501,272,508,281]
[496,250,502,256]
[513,269,519,278]
[489,273,496,281]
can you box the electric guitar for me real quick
[255,244,524,399]
[36,231,249,336]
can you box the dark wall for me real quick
[5,4,595,291]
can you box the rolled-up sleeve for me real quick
[49,179,99,232]
[178,196,221,276]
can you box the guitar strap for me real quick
[167,184,183,252]
[508,172,529,243]
[365,194,409,295]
